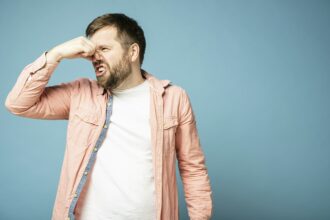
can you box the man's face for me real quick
[89,26,132,91]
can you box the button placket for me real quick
[67,95,113,219]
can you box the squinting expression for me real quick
[89,26,132,91]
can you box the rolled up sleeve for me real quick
[5,52,74,120]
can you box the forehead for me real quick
[89,26,120,46]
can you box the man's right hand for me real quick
[46,36,96,64]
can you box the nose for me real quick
[92,50,102,63]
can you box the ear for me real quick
[129,43,140,63]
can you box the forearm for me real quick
[176,122,213,220]
[176,89,213,219]
[5,36,95,119]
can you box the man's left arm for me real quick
[175,88,213,220]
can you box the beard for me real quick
[96,51,132,93]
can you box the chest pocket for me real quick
[163,116,178,155]
[163,116,179,129]
[66,107,101,155]
[74,107,101,126]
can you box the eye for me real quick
[101,48,110,52]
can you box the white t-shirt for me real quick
[75,79,156,220]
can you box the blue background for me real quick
[1,0,329,219]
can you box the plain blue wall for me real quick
[1,0,329,219]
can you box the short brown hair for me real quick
[86,13,146,65]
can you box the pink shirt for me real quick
[5,52,213,220]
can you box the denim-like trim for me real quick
[67,95,113,220]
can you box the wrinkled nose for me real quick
[92,50,102,63]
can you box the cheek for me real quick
[104,61,111,69]
[104,57,118,68]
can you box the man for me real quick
[5,13,213,220]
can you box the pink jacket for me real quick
[5,52,213,220]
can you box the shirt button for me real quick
[107,102,111,106]
[93,147,98,152]
[104,124,108,128]
[84,171,88,175]
[66,217,70,220]
[74,193,78,198]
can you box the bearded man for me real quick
[5,13,213,220]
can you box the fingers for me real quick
[73,37,95,60]
[82,38,96,57]
[84,38,96,52]
[81,55,93,61]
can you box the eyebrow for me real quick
[97,44,112,48]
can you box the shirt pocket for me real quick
[66,107,101,154]
[163,116,179,156]
[74,108,101,126]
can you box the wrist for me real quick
[46,47,62,64]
